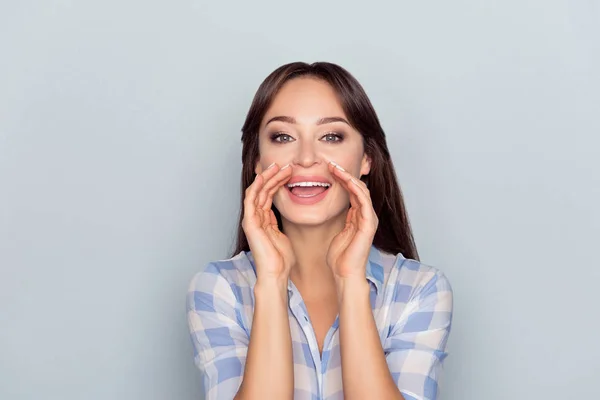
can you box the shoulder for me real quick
[189,251,256,288]
[186,251,257,312]
[373,248,453,304]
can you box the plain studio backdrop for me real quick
[1,1,599,399]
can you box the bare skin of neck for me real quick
[281,210,347,299]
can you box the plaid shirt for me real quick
[186,245,453,400]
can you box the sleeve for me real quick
[186,263,250,400]
[383,271,454,400]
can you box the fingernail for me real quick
[351,178,360,186]
[267,162,275,169]
[281,164,290,170]
[330,161,345,172]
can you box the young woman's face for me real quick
[256,77,371,226]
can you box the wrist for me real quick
[254,277,289,303]
[335,276,370,304]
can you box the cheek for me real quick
[323,147,363,174]
[258,145,296,168]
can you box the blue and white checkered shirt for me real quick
[186,245,453,400]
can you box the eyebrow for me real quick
[264,116,351,127]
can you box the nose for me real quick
[293,139,321,168]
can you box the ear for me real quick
[360,153,371,177]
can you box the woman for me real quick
[187,62,453,400]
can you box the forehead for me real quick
[262,77,346,125]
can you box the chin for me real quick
[278,209,334,226]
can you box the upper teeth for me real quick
[287,181,331,188]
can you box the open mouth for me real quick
[286,181,331,198]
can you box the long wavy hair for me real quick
[231,62,419,261]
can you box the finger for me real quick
[345,207,357,229]
[328,163,363,209]
[329,163,371,202]
[253,163,283,207]
[264,210,290,253]
[346,175,375,221]
[258,202,276,230]
[243,165,280,233]
[269,209,279,229]
[243,173,263,220]
[329,162,369,195]
[262,166,292,210]
[329,163,375,221]
[265,225,288,258]
[353,177,369,195]
[245,163,278,210]
[258,164,292,210]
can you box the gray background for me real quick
[1,1,599,399]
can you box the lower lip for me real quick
[286,187,330,205]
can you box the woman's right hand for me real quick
[242,163,295,283]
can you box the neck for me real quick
[281,211,347,292]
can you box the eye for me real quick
[270,132,295,143]
[321,132,344,142]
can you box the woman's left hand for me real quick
[326,161,379,283]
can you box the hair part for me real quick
[232,61,419,261]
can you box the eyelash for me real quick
[269,132,345,143]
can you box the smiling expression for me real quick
[255,77,371,226]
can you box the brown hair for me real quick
[232,62,419,261]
